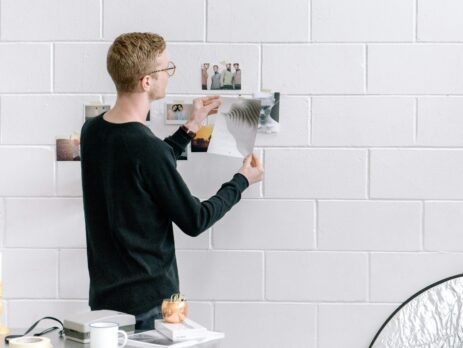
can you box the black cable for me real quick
[5,316,64,344]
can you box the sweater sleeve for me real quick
[142,143,249,237]
[163,127,191,160]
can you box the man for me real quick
[210,64,221,90]
[80,32,264,330]
[232,63,241,90]
[220,63,233,89]
[201,63,209,90]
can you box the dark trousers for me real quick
[135,304,163,331]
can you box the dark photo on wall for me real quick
[201,62,241,91]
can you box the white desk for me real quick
[3,330,223,348]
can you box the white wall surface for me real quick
[0,0,462,347]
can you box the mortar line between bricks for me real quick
[100,0,104,39]
[314,200,318,249]
[8,145,463,150]
[365,44,369,92]
[50,43,54,93]
[6,299,401,305]
[178,249,463,254]
[56,250,60,299]
[2,198,7,248]
[7,145,463,150]
[315,304,319,347]
[415,0,419,42]
[308,96,312,145]
[211,301,215,331]
[0,97,2,144]
[208,227,213,250]
[413,97,419,146]
[261,150,265,198]
[259,43,262,91]
[4,301,9,328]
[309,0,312,42]
[4,197,463,202]
[52,154,57,196]
[421,201,426,251]
[6,92,463,97]
[367,149,371,199]
[367,252,371,301]
[262,251,266,301]
[7,40,463,44]
[204,0,208,42]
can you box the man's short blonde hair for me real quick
[107,32,166,93]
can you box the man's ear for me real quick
[140,75,153,92]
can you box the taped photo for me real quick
[201,61,241,91]
[207,97,261,158]
[84,104,110,121]
[56,133,80,161]
[254,91,281,134]
[165,102,193,125]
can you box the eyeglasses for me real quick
[143,61,176,79]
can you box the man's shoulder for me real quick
[81,115,100,137]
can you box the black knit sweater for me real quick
[80,114,249,315]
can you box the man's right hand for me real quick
[239,152,264,186]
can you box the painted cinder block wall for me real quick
[1,0,463,347]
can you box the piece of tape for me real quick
[9,336,52,348]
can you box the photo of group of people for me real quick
[201,62,241,91]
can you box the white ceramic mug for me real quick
[90,322,128,348]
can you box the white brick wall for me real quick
[0,1,461,347]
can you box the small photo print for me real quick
[255,91,281,134]
[165,102,193,125]
[56,133,80,161]
[84,104,110,121]
[207,97,261,158]
[201,62,241,91]
[191,124,214,152]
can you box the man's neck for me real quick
[104,92,150,124]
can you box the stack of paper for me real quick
[127,319,224,348]
[154,318,207,342]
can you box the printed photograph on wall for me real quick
[255,91,281,134]
[207,97,261,158]
[201,61,242,91]
[84,104,111,121]
[191,121,215,152]
[165,102,193,125]
[56,133,80,161]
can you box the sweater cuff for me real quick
[173,126,193,146]
[233,173,249,191]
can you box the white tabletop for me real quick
[3,330,223,348]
